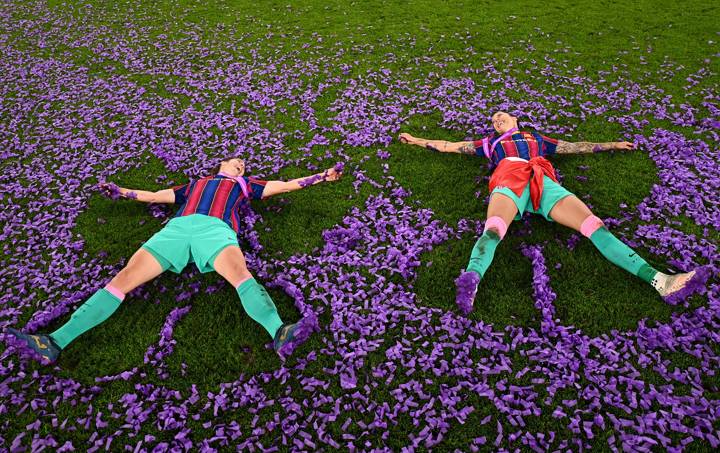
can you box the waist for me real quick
[171,213,234,229]
[503,156,528,163]
[489,156,556,190]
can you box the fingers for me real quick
[325,168,342,181]
[326,162,345,181]
[97,182,111,194]
[98,182,122,199]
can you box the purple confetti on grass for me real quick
[0,3,718,450]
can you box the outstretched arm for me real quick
[399,133,476,155]
[555,140,635,154]
[261,165,343,199]
[98,183,176,203]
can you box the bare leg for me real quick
[108,248,166,293]
[486,192,519,233]
[547,195,593,231]
[211,246,253,287]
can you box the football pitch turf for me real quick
[0,0,719,450]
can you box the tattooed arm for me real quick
[398,133,476,155]
[555,140,635,154]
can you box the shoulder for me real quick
[245,175,267,185]
[529,130,553,138]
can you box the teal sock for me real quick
[466,230,502,278]
[50,288,123,349]
[589,227,658,284]
[236,279,284,338]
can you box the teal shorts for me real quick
[142,214,239,274]
[491,175,574,221]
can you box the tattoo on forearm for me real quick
[426,143,440,152]
[556,140,616,154]
[459,142,476,155]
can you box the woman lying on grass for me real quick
[400,111,709,314]
[7,157,342,363]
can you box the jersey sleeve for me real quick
[472,134,494,158]
[171,182,192,204]
[246,177,268,200]
[539,134,560,156]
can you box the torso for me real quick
[479,130,558,167]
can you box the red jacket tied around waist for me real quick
[488,157,558,210]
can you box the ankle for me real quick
[650,272,668,293]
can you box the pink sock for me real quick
[484,216,508,240]
[580,215,604,238]
[104,284,126,302]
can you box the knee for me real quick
[580,215,605,238]
[227,262,252,287]
[484,216,508,240]
[110,267,136,289]
[236,265,252,281]
[222,253,251,278]
[232,269,253,289]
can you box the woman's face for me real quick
[491,111,518,134]
[220,158,245,177]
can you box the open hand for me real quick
[616,141,635,150]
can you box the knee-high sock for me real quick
[50,286,124,349]
[588,227,658,283]
[466,230,502,279]
[236,278,284,338]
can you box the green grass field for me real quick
[1,0,719,450]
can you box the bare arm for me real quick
[555,140,635,154]
[99,183,176,203]
[399,133,476,155]
[261,166,342,199]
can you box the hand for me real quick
[398,133,415,145]
[324,166,343,182]
[615,141,635,150]
[98,182,122,200]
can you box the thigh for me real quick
[487,191,520,227]
[536,177,575,221]
[109,248,166,294]
[548,195,594,231]
[212,246,252,286]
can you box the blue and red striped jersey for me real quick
[473,131,558,167]
[171,175,267,233]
